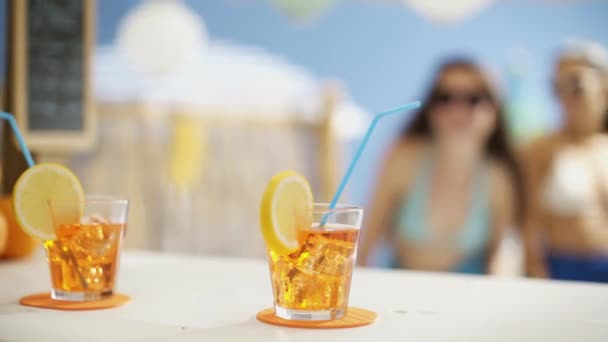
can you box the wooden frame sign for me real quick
[10,0,95,152]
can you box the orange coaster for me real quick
[256,307,377,329]
[19,293,130,311]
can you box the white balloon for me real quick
[405,0,494,24]
[116,0,208,75]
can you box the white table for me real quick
[1,251,608,341]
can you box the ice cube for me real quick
[316,239,354,276]
[70,224,116,258]
[287,267,337,309]
[296,233,355,276]
[80,214,109,225]
[294,233,327,275]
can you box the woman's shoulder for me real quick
[486,159,513,191]
[389,137,429,160]
[381,137,429,176]
[517,133,562,175]
[590,133,608,148]
[486,160,518,220]
[519,133,561,160]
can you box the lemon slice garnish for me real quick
[260,171,313,255]
[13,163,84,241]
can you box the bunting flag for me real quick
[270,0,340,22]
[404,0,493,24]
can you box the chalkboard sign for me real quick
[10,0,95,151]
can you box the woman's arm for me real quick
[521,143,549,278]
[487,163,516,275]
[357,141,411,266]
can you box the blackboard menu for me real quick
[10,0,94,151]
[27,0,84,131]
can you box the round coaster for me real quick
[20,293,130,311]
[256,307,377,329]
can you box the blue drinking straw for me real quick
[321,101,421,226]
[0,112,35,168]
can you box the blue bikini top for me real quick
[396,153,491,257]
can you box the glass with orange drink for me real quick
[45,197,128,301]
[13,163,128,301]
[260,171,363,321]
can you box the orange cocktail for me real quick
[46,198,128,301]
[45,223,124,300]
[260,171,364,321]
[268,225,359,319]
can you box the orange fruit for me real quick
[0,196,38,259]
[0,213,7,255]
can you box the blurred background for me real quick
[0,0,607,274]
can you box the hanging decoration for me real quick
[404,0,494,24]
[116,0,208,75]
[270,0,340,23]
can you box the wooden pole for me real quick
[318,84,341,203]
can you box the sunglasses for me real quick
[553,76,585,97]
[553,68,606,98]
[431,90,491,108]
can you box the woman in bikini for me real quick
[358,58,522,274]
[523,40,608,282]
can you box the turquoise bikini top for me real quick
[395,153,491,269]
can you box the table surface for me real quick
[1,251,608,342]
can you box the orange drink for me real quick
[260,171,363,320]
[2,117,131,302]
[44,222,124,300]
[46,198,128,301]
[268,224,360,320]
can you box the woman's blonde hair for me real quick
[557,39,608,79]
